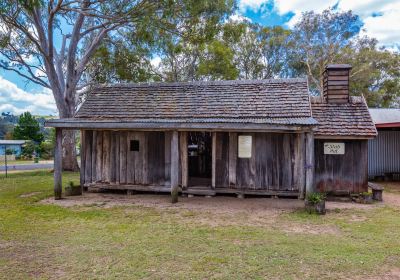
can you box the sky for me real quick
[1,0,400,116]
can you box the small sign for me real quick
[238,135,252,158]
[324,142,345,155]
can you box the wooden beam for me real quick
[80,130,85,192]
[305,131,315,196]
[180,132,188,189]
[45,120,314,132]
[54,128,62,199]
[212,132,217,189]
[170,131,179,203]
[228,132,237,187]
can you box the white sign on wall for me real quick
[238,135,252,158]
[324,142,345,155]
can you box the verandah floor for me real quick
[85,183,300,197]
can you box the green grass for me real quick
[0,171,400,279]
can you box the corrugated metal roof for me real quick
[369,108,400,124]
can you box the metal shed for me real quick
[368,109,400,180]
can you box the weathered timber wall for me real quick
[216,132,304,191]
[82,130,167,186]
[314,139,368,193]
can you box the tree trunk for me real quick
[62,129,80,171]
[55,86,80,172]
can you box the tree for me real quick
[0,0,234,170]
[13,112,44,143]
[289,9,361,93]
[339,37,400,107]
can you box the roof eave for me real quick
[45,119,316,132]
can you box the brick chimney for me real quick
[323,64,352,104]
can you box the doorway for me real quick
[187,132,212,187]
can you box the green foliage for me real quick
[13,112,44,143]
[20,140,37,159]
[198,40,239,80]
[38,141,54,160]
[306,192,326,204]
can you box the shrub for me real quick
[306,192,326,204]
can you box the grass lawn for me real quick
[0,171,400,279]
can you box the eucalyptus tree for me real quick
[0,0,235,170]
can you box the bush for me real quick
[39,141,54,160]
[306,192,326,204]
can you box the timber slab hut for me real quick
[46,64,377,201]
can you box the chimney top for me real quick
[323,64,352,104]
[325,64,352,70]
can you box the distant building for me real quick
[0,140,26,156]
[368,109,400,180]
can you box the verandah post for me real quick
[54,127,63,199]
[170,130,179,203]
[305,131,315,197]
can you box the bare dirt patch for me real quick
[39,191,389,235]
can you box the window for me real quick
[130,140,140,151]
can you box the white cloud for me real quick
[238,0,400,46]
[229,13,252,22]
[239,0,268,12]
[0,76,57,115]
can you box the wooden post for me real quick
[228,132,237,187]
[305,131,315,197]
[170,131,179,203]
[211,132,217,189]
[180,132,188,190]
[80,130,85,191]
[54,128,63,199]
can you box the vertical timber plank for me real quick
[102,130,111,183]
[171,131,179,203]
[84,130,92,184]
[91,130,97,184]
[95,131,103,182]
[305,131,315,196]
[54,128,62,199]
[180,132,188,189]
[228,132,237,187]
[119,131,127,184]
[211,132,217,189]
[164,131,171,186]
[115,131,120,184]
[297,133,306,199]
[110,131,116,184]
[80,130,85,189]
[127,132,135,184]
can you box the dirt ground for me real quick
[41,182,400,232]
[41,181,400,211]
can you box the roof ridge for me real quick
[92,78,308,89]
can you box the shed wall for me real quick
[215,132,305,192]
[368,130,400,178]
[82,130,168,186]
[314,139,368,193]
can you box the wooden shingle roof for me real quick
[74,79,315,126]
[311,96,377,138]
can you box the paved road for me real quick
[0,163,53,171]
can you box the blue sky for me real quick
[1,0,400,116]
